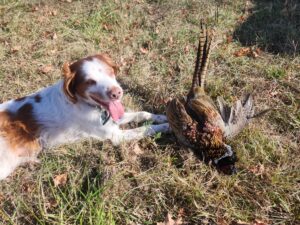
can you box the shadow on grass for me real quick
[233,0,300,55]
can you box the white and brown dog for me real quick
[0,54,169,180]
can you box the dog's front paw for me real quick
[151,114,168,124]
[153,123,171,133]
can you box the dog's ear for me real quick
[62,62,77,103]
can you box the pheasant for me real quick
[166,21,259,175]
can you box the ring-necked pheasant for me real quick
[166,20,262,175]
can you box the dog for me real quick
[0,54,169,180]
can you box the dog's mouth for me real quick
[89,93,124,121]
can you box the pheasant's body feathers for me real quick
[166,19,262,174]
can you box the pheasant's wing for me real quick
[188,96,225,131]
[166,98,194,146]
[217,94,254,139]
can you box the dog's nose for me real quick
[107,86,123,100]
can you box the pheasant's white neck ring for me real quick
[214,144,233,164]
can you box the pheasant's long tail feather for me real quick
[187,20,214,100]
[217,94,255,139]
[198,23,213,88]
[191,20,206,90]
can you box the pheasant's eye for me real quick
[86,79,96,85]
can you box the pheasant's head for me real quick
[214,145,238,175]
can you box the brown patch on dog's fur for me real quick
[94,54,118,76]
[34,95,41,103]
[0,103,41,157]
[62,62,77,103]
[62,54,117,102]
[15,96,27,102]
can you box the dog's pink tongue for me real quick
[108,101,124,121]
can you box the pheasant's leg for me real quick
[117,112,167,125]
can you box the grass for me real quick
[0,0,299,224]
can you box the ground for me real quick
[0,0,299,224]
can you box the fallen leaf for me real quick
[238,15,246,23]
[226,35,233,44]
[269,91,278,97]
[52,32,57,40]
[217,218,229,225]
[255,48,262,55]
[132,143,144,155]
[234,47,261,58]
[39,65,53,74]
[234,220,250,225]
[31,6,39,12]
[0,193,4,202]
[103,24,112,31]
[157,213,183,225]
[140,47,149,54]
[21,182,35,192]
[49,10,58,16]
[184,45,189,54]
[45,198,58,209]
[53,173,68,187]
[251,50,259,58]
[234,47,251,57]
[11,45,21,53]
[253,219,269,225]
[49,49,57,54]
[248,164,265,176]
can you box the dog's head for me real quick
[62,54,124,121]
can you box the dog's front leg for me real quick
[110,123,170,145]
[117,112,167,125]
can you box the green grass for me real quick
[0,0,300,224]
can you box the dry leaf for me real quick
[238,15,246,23]
[31,6,39,12]
[157,213,183,225]
[234,220,250,225]
[45,198,58,209]
[269,91,278,97]
[253,219,269,225]
[217,218,229,225]
[234,47,251,57]
[140,47,149,54]
[0,193,4,202]
[50,10,58,16]
[11,45,21,53]
[132,143,144,155]
[53,173,68,187]
[49,49,57,54]
[234,47,261,58]
[184,45,189,54]
[226,35,233,44]
[40,65,53,74]
[21,182,35,192]
[52,32,57,40]
[249,164,265,176]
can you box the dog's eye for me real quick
[86,79,96,85]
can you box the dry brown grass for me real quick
[0,0,299,224]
